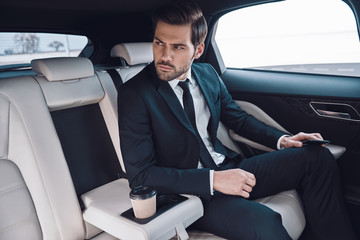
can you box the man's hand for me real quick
[280,132,323,149]
[213,169,256,198]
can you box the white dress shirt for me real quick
[169,72,226,164]
[168,69,286,195]
[169,71,224,195]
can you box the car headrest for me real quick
[110,42,153,66]
[31,57,94,82]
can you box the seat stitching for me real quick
[0,182,23,196]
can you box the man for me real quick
[118,1,356,239]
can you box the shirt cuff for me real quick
[210,169,214,195]
[277,135,291,150]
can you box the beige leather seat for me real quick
[0,70,86,239]
[0,57,127,240]
[31,57,124,240]
[0,52,306,239]
[110,42,153,83]
[29,57,202,240]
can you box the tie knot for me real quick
[178,79,190,93]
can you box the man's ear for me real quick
[194,43,205,59]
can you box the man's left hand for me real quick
[280,132,323,149]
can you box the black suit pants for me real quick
[192,145,357,240]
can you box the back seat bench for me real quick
[31,57,202,240]
[0,41,306,240]
[0,75,86,240]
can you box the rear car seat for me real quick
[0,71,86,239]
[31,57,126,240]
[31,57,203,240]
[110,42,153,83]
[110,42,306,240]
[0,50,305,239]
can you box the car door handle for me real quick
[310,102,360,121]
[316,109,351,119]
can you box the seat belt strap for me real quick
[106,69,123,90]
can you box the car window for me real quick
[215,0,360,77]
[0,32,88,68]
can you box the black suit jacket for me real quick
[118,62,285,199]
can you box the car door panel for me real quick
[231,100,347,159]
[220,68,360,234]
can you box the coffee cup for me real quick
[129,186,157,219]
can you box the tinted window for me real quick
[0,33,88,68]
[215,0,360,77]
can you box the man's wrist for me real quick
[277,135,290,150]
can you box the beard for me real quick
[155,60,192,81]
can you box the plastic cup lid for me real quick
[129,186,157,200]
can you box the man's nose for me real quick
[160,46,172,61]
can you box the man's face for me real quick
[153,20,204,81]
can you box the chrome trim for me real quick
[316,109,351,119]
[310,101,360,122]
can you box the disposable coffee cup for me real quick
[129,186,157,219]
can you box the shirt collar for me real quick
[168,69,193,91]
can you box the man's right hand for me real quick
[213,169,256,198]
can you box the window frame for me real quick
[211,0,360,77]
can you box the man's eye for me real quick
[156,41,164,46]
[175,46,184,50]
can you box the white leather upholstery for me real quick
[0,97,9,159]
[232,100,346,159]
[31,58,120,239]
[0,52,309,240]
[110,42,154,83]
[117,65,149,83]
[96,71,125,172]
[111,42,153,66]
[31,57,94,81]
[0,159,42,240]
[0,76,85,239]
[229,100,289,152]
[216,114,305,239]
[31,57,103,111]
[35,74,104,111]
[102,43,155,171]
[186,190,305,240]
[82,179,203,240]
[255,191,305,239]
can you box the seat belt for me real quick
[105,68,127,179]
[106,69,123,91]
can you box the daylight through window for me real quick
[0,33,88,67]
[215,0,360,77]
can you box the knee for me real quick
[301,146,340,180]
[303,146,336,168]
[315,146,337,170]
[244,211,291,240]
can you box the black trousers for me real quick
[193,145,357,240]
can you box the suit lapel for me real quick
[192,67,218,143]
[155,74,197,136]
[150,62,218,141]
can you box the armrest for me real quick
[229,131,346,159]
[231,101,346,159]
[81,179,203,240]
[229,130,275,152]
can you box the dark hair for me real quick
[152,0,208,47]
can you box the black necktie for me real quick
[178,80,218,169]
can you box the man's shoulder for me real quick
[192,62,220,85]
[192,62,214,72]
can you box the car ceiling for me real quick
[0,0,283,31]
[0,0,359,64]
